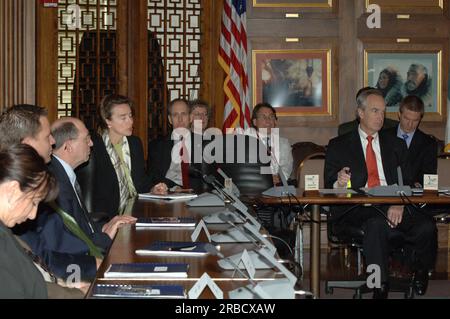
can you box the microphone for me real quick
[204,243,258,287]
[363,166,412,196]
[217,213,262,248]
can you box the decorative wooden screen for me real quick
[57,0,117,131]
[147,0,202,138]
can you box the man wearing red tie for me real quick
[324,88,437,298]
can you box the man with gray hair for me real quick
[22,117,136,282]
[324,88,437,298]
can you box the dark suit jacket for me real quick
[0,222,47,298]
[324,129,409,190]
[20,156,109,281]
[384,126,437,186]
[83,134,156,219]
[147,133,210,192]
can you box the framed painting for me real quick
[364,50,443,118]
[252,49,332,117]
[252,0,333,8]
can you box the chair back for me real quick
[75,150,96,213]
[437,158,450,186]
[297,152,326,189]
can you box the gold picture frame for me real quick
[252,49,332,117]
[365,0,444,13]
[364,47,446,121]
[252,0,333,8]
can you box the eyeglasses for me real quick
[192,112,208,118]
[257,114,276,121]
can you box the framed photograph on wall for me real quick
[364,50,443,119]
[252,0,333,8]
[252,49,332,117]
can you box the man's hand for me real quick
[151,182,168,195]
[102,215,137,239]
[336,167,351,188]
[387,205,404,228]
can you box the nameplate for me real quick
[305,175,319,191]
[188,273,223,299]
[191,220,211,242]
[424,174,438,191]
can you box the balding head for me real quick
[52,117,93,169]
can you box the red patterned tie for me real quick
[180,140,190,188]
[366,135,380,187]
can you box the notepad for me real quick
[92,284,186,299]
[138,193,198,201]
[135,241,209,257]
[104,262,189,279]
[136,217,196,228]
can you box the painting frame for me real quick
[252,0,333,8]
[364,48,445,121]
[252,49,332,117]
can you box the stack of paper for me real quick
[135,241,209,256]
[104,262,189,278]
[92,284,186,299]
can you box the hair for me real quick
[0,144,58,203]
[52,121,79,150]
[168,98,189,115]
[399,95,425,117]
[98,94,133,131]
[251,102,278,126]
[376,68,397,91]
[0,104,48,150]
[409,63,428,76]
[355,88,383,120]
[188,99,210,116]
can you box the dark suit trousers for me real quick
[335,205,437,282]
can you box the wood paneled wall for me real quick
[0,0,35,111]
[245,0,450,145]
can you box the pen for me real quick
[345,168,352,189]
[168,245,197,251]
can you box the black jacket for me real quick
[82,134,157,219]
[324,129,409,189]
[384,126,437,186]
[147,133,210,192]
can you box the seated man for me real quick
[324,88,437,298]
[148,98,209,192]
[250,102,293,184]
[338,87,399,136]
[23,118,136,280]
[384,95,437,187]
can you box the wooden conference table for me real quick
[88,198,285,298]
[258,189,450,298]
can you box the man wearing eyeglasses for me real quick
[251,102,293,184]
[189,99,210,133]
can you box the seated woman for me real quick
[251,102,293,185]
[0,144,58,298]
[87,94,167,219]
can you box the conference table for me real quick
[258,189,450,298]
[88,198,286,299]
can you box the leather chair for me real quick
[75,148,110,223]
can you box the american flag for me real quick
[218,0,251,132]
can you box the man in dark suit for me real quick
[23,118,136,280]
[384,95,437,187]
[148,98,208,192]
[324,89,437,298]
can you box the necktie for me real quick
[402,133,409,148]
[180,140,190,188]
[366,135,380,188]
[74,179,95,234]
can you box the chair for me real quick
[291,142,326,185]
[75,148,110,223]
[324,213,415,298]
[297,152,326,189]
